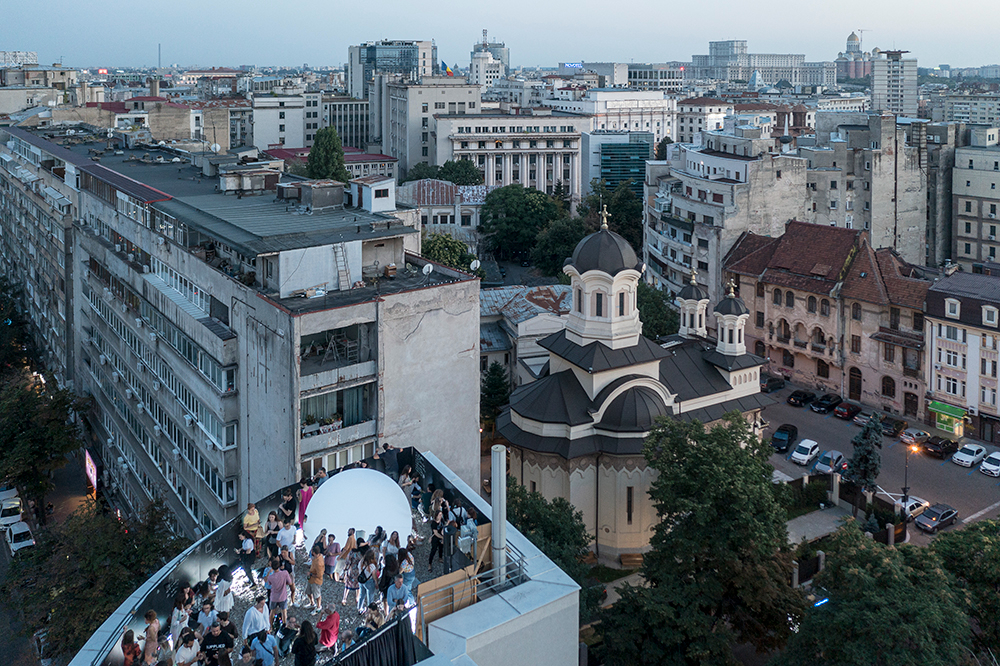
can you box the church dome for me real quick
[848,32,860,43]
[598,386,668,432]
[714,282,749,316]
[567,226,640,276]
[677,270,709,301]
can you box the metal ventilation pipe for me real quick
[491,444,507,587]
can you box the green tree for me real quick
[0,371,90,509]
[531,216,586,276]
[578,179,644,252]
[550,180,572,215]
[287,160,309,177]
[306,126,351,182]
[933,519,1000,653]
[636,281,679,339]
[480,361,510,424]
[0,277,31,373]
[843,413,882,517]
[479,184,559,259]
[506,476,601,621]
[399,161,440,183]
[422,232,478,273]
[3,499,189,657]
[775,523,971,666]
[600,414,803,665]
[436,159,485,185]
[654,136,674,160]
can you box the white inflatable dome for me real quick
[302,468,413,545]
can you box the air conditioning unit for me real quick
[103,287,111,300]
[84,268,90,279]
[99,354,107,365]
[171,447,181,460]
[114,244,121,252]
[183,414,194,427]
[127,253,134,262]
[934,363,942,370]
[149,332,157,343]
[135,318,142,328]
[990,213,996,219]
[120,302,127,313]
[990,235,996,241]
[969,406,978,416]
[124,389,133,400]
[142,265,150,273]
[112,371,120,383]
[157,237,165,246]
[153,424,162,437]
[136,402,144,413]
[152,381,160,391]
[107,437,114,446]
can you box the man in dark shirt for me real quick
[202,622,234,666]
[279,489,297,525]
[381,443,399,480]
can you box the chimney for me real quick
[78,80,88,107]
[491,444,507,587]
[150,78,160,97]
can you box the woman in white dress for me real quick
[214,564,235,614]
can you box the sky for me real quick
[1,0,995,70]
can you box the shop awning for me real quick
[928,401,966,419]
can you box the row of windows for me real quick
[150,256,210,315]
[574,287,631,318]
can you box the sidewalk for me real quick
[786,505,851,545]
[602,571,644,606]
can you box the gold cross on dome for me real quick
[599,204,611,230]
[689,268,698,285]
[726,279,737,297]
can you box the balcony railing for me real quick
[776,335,790,344]
[793,340,808,349]
[903,367,922,379]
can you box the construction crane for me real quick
[857,29,870,51]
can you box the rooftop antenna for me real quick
[483,29,489,48]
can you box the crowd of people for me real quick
[123,445,481,666]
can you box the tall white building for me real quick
[469,50,505,92]
[540,89,676,142]
[347,40,438,99]
[872,50,918,117]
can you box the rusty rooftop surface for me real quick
[481,285,571,324]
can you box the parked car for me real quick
[810,394,843,414]
[833,402,862,420]
[5,521,34,556]
[922,436,960,459]
[787,390,817,407]
[0,497,22,530]
[898,496,931,521]
[760,373,786,393]
[0,483,17,502]
[790,439,821,466]
[979,452,1000,477]
[915,504,959,534]
[952,443,988,467]
[771,424,799,453]
[853,411,875,427]
[900,428,930,445]
[815,450,847,474]
[881,419,908,437]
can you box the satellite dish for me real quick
[422,263,434,276]
[107,130,114,138]
[470,259,481,271]
[210,143,221,154]
[158,140,166,146]
[67,129,75,135]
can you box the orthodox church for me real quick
[498,211,772,563]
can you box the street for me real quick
[762,381,1000,545]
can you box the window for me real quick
[884,343,895,363]
[984,306,998,327]
[618,292,626,317]
[279,124,285,132]
[756,311,764,328]
[421,147,428,157]
[595,292,603,317]
[783,349,794,368]
[966,201,973,213]
[946,299,961,318]
[575,288,582,313]
[817,359,829,378]
[981,358,998,377]
[851,335,861,353]
[830,180,838,190]
[755,282,765,298]
[852,302,862,320]
[820,299,830,316]
[773,289,782,305]
[434,102,445,110]
[626,486,634,525]
[421,103,428,112]
[890,307,900,330]
[913,312,924,332]
[785,291,794,308]
[755,341,766,357]
[374,188,389,199]
[279,111,285,119]
[881,376,896,398]
[808,296,817,313]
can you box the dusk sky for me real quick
[2,0,994,70]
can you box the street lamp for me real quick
[902,444,918,507]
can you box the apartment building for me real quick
[675,97,734,144]
[726,221,930,417]
[322,95,370,149]
[434,110,592,203]
[953,127,1000,269]
[251,92,325,149]
[925,271,1000,443]
[540,88,676,143]
[872,50,918,117]
[931,93,1000,125]
[0,128,81,387]
[799,113,927,266]
[0,128,481,537]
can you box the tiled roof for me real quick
[723,231,779,275]
[480,322,511,352]
[397,179,496,206]
[479,285,571,324]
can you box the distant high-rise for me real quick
[347,40,438,99]
[872,50,918,117]
[471,30,509,72]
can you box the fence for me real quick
[797,555,822,585]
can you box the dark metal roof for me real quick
[79,163,172,203]
[658,341,733,401]
[566,228,640,276]
[599,386,669,432]
[701,348,766,372]
[677,280,709,301]
[5,127,89,166]
[497,411,647,458]
[507,370,593,426]
[676,393,774,424]
[538,330,671,373]
[714,294,750,316]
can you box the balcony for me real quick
[793,340,808,349]
[903,367,922,379]
[300,418,377,456]
[811,343,826,353]
[300,360,376,394]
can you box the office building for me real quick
[347,40,438,99]
[872,50,918,117]
[469,50,505,92]
[691,40,836,88]
[626,63,685,92]
[470,30,509,72]
[322,95,370,149]
[434,110,591,203]
[580,131,652,196]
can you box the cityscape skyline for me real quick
[3,0,997,71]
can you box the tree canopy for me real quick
[480,361,510,424]
[531,216,586,276]
[932,519,1000,654]
[775,523,972,666]
[637,281,680,339]
[306,126,351,182]
[401,160,485,185]
[654,136,674,161]
[479,184,559,259]
[422,232,478,273]
[578,179,644,252]
[600,414,802,665]
[0,371,90,505]
[843,412,882,515]
[3,499,189,657]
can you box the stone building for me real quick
[498,216,770,563]
[725,220,930,416]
